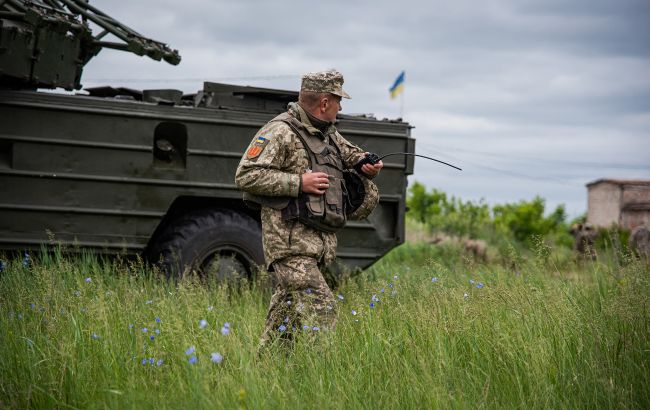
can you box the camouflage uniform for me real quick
[235,70,374,348]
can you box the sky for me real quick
[81,0,650,218]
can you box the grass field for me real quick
[1,241,648,409]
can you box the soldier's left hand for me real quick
[361,153,383,177]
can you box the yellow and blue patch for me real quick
[246,135,270,159]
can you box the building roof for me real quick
[586,178,650,188]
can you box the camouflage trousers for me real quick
[259,255,337,349]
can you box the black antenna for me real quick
[378,152,462,171]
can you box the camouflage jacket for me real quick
[235,103,367,268]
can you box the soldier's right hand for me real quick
[301,171,330,195]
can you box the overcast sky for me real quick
[82,0,650,218]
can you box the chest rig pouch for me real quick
[274,113,348,233]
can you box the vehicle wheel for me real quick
[148,208,264,281]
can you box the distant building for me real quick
[586,179,650,229]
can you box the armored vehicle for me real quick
[0,0,415,280]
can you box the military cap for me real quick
[301,69,351,99]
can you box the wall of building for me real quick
[587,182,621,227]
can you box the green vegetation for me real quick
[1,241,648,409]
[407,181,575,248]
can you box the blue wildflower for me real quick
[380,288,385,293]
[141,358,147,365]
[85,277,91,283]
[92,332,99,340]
[371,294,379,302]
[351,310,357,315]
[221,326,230,336]
[157,359,164,366]
[370,302,375,308]
[211,352,223,364]
[393,275,398,280]
[30,303,35,310]
[388,283,393,289]
[432,277,439,283]
[185,346,195,355]
[283,316,289,323]
[155,317,161,323]
[0,261,5,272]
[223,322,230,328]
[469,279,475,284]
[312,326,320,331]
[199,319,208,329]
[305,288,312,294]
[142,327,148,333]
[337,294,344,300]
[188,356,197,364]
[149,358,155,365]
[150,335,155,341]
[22,252,30,267]
[155,329,160,334]
[303,325,310,330]
[278,324,287,332]
[476,282,484,289]
[286,300,292,305]
[128,324,134,330]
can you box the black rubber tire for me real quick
[148,208,264,281]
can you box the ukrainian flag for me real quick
[389,71,405,99]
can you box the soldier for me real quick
[235,69,383,349]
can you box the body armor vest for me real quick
[242,112,349,233]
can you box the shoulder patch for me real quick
[246,135,271,159]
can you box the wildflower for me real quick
[149,358,155,365]
[393,275,398,280]
[149,335,155,341]
[156,359,164,366]
[371,294,379,302]
[278,324,287,332]
[283,316,289,323]
[155,317,161,323]
[188,356,197,364]
[223,322,231,328]
[305,288,312,294]
[221,326,230,336]
[145,300,153,305]
[185,346,195,355]
[30,303,35,310]
[128,324,134,330]
[312,326,320,331]
[155,329,160,334]
[370,302,375,308]
[141,358,147,365]
[85,277,92,283]
[142,327,148,333]
[388,283,393,289]
[199,319,208,329]
[432,277,439,283]
[208,305,214,311]
[303,325,310,330]
[92,333,100,340]
[337,294,344,300]
[286,300,292,305]
[0,261,5,272]
[326,305,333,310]
[351,310,357,315]
[476,282,484,289]
[211,352,223,364]
[469,279,475,284]
[22,252,30,267]
[463,293,469,299]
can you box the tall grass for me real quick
[1,244,648,409]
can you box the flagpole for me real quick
[400,87,404,119]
